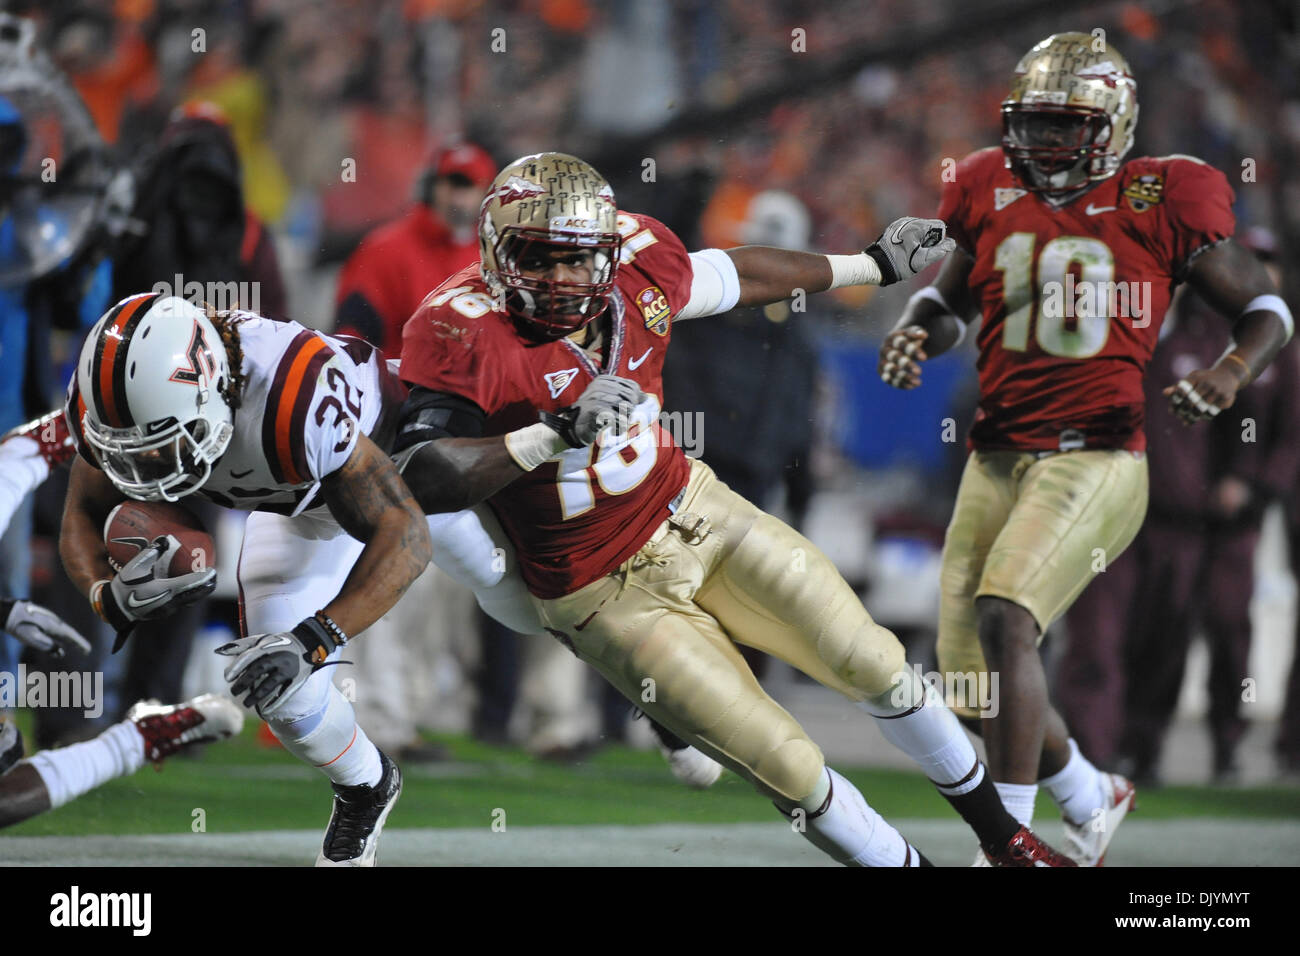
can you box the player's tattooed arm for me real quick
[59,456,126,597]
[1167,238,1293,423]
[879,248,976,389]
[320,433,432,637]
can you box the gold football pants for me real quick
[534,459,906,804]
[936,448,1148,717]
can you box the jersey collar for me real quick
[560,291,626,377]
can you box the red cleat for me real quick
[128,694,244,763]
[981,826,1079,867]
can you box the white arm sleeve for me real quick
[677,249,742,321]
[0,438,50,539]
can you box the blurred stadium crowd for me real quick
[2,0,1299,784]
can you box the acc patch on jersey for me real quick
[637,286,671,337]
[1123,173,1164,213]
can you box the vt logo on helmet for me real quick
[74,293,234,501]
[1001,32,1139,200]
[478,152,622,341]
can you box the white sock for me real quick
[862,678,982,789]
[0,438,49,540]
[994,781,1037,827]
[790,767,919,867]
[267,686,382,786]
[1040,738,1106,826]
[26,720,145,808]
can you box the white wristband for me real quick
[1242,294,1293,343]
[826,253,882,289]
[505,422,570,472]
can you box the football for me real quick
[103,500,215,576]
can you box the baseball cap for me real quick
[432,143,496,187]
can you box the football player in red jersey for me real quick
[396,151,1079,866]
[879,33,1293,865]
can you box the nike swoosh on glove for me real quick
[99,534,217,651]
[217,616,340,715]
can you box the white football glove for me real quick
[866,217,957,285]
[0,598,92,658]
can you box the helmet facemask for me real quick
[489,227,620,341]
[85,410,233,503]
[1002,104,1116,197]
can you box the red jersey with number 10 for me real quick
[938,148,1235,451]
[400,213,694,598]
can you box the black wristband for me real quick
[864,244,899,286]
[539,408,584,448]
[0,598,13,628]
[292,615,340,665]
[95,585,138,649]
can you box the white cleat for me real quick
[128,694,244,762]
[1061,773,1136,866]
[660,744,723,789]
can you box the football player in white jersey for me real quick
[59,292,432,866]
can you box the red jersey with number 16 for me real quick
[400,213,694,598]
[938,148,1235,452]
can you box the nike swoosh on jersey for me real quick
[230,468,255,479]
[628,347,653,370]
[1085,203,1117,215]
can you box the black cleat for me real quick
[316,751,402,866]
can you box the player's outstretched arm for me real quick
[318,433,432,638]
[879,248,977,389]
[1165,238,1294,424]
[681,217,956,319]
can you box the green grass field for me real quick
[5,723,1298,844]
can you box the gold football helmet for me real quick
[478,152,621,340]
[1002,32,1139,198]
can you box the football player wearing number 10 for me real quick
[879,33,1293,865]
[396,151,1077,866]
